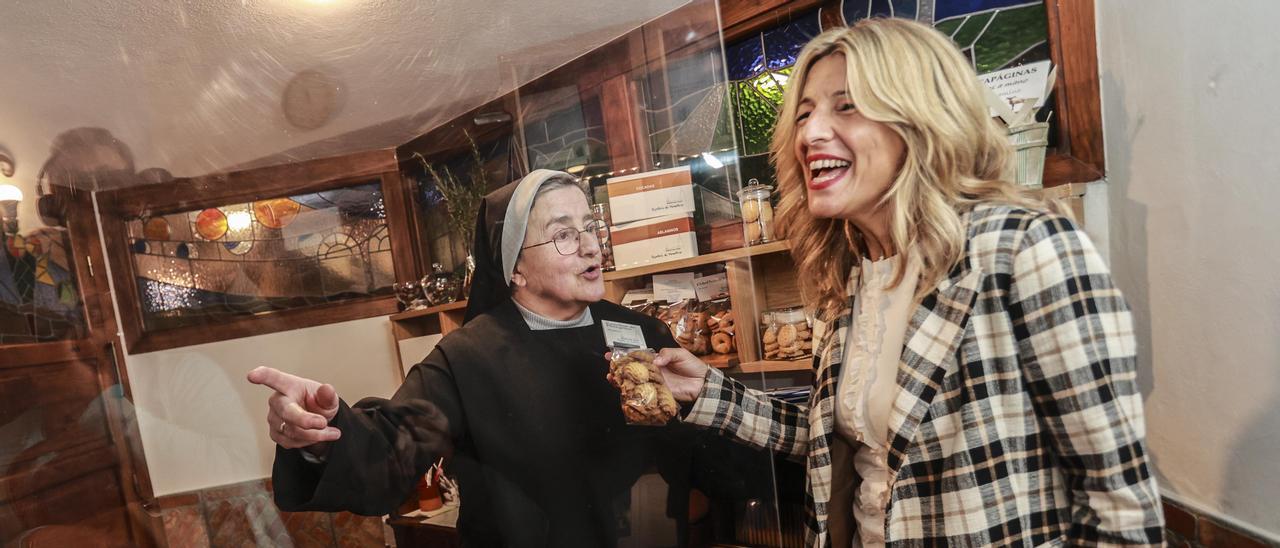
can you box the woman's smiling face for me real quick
[792,53,906,222]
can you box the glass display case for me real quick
[0,1,1094,547]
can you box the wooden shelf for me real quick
[604,240,790,281]
[734,359,811,374]
[390,300,467,322]
[701,352,738,369]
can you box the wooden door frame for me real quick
[0,186,164,546]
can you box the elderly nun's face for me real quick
[510,185,605,318]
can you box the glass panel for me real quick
[126,181,392,331]
[0,227,86,343]
[726,9,819,185]
[0,1,884,547]
[408,134,516,273]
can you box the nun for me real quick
[249,170,746,546]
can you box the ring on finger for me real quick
[278,421,287,434]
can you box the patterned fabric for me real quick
[684,205,1165,547]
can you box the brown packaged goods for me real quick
[606,348,679,425]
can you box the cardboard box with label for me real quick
[610,212,699,269]
[606,165,695,225]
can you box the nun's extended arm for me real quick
[270,348,460,516]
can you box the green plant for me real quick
[414,132,489,254]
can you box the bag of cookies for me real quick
[659,299,713,356]
[702,297,737,355]
[606,347,679,425]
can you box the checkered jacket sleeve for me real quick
[1009,213,1164,545]
[682,367,809,461]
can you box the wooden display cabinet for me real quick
[388,301,468,375]
[603,240,812,374]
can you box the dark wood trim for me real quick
[397,95,518,167]
[60,187,165,546]
[1044,152,1103,185]
[0,442,119,505]
[96,194,148,355]
[125,296,398,355]
[379,169,424,282]
[102,149,397,218]
[1162,496,1277,547]
[0,339,89,367]
[1044,0,1105,183]
[719,0,829,43]
[599,74,644,172]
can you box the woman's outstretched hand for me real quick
[652,347,710,403]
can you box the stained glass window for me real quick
[927,1,1050,73]
[728,1,1052,185]
[126,181,394,331]
[0,228,85,344]
[725,10,820,186]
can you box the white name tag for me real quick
[602,320,647,349]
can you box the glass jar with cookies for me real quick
[761,306,812,361]
[737,179,775,246]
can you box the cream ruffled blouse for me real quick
[830,252,921,547]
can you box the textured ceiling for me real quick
[0,0,688,203]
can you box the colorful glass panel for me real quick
[127,181,392,332]
[0,227,85,344]
[730,2,1051,184]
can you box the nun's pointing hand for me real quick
[247,366,341,451]
[652,347,710,403]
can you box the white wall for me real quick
[123,316,403,497]
[1097,0,1280,538]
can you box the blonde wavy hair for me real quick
[771,18,1049,319]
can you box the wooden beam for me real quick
[719,0,830,43]
[101,149,396,218]
[1045,0,1105,177]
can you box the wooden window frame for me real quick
[718,0,1104,187]
[97,149,417,354]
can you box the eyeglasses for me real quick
[521,220,607,256]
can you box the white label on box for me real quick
[653,273,697,303]
[602,320,647,349]
[611,213,699,270]
[693,272,730,302]
[606,165,695,224]
[613,232,699,269]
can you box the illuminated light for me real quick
[227,210,252,231]
[0,184,22,202]
[701,152,724,169]
[752,70,789,92]
[566,164,587,174]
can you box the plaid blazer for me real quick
[685,205,1165,547]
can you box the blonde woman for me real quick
[654,19,1164,546]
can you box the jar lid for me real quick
[769,306,807,323]
[737,178,773,199]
